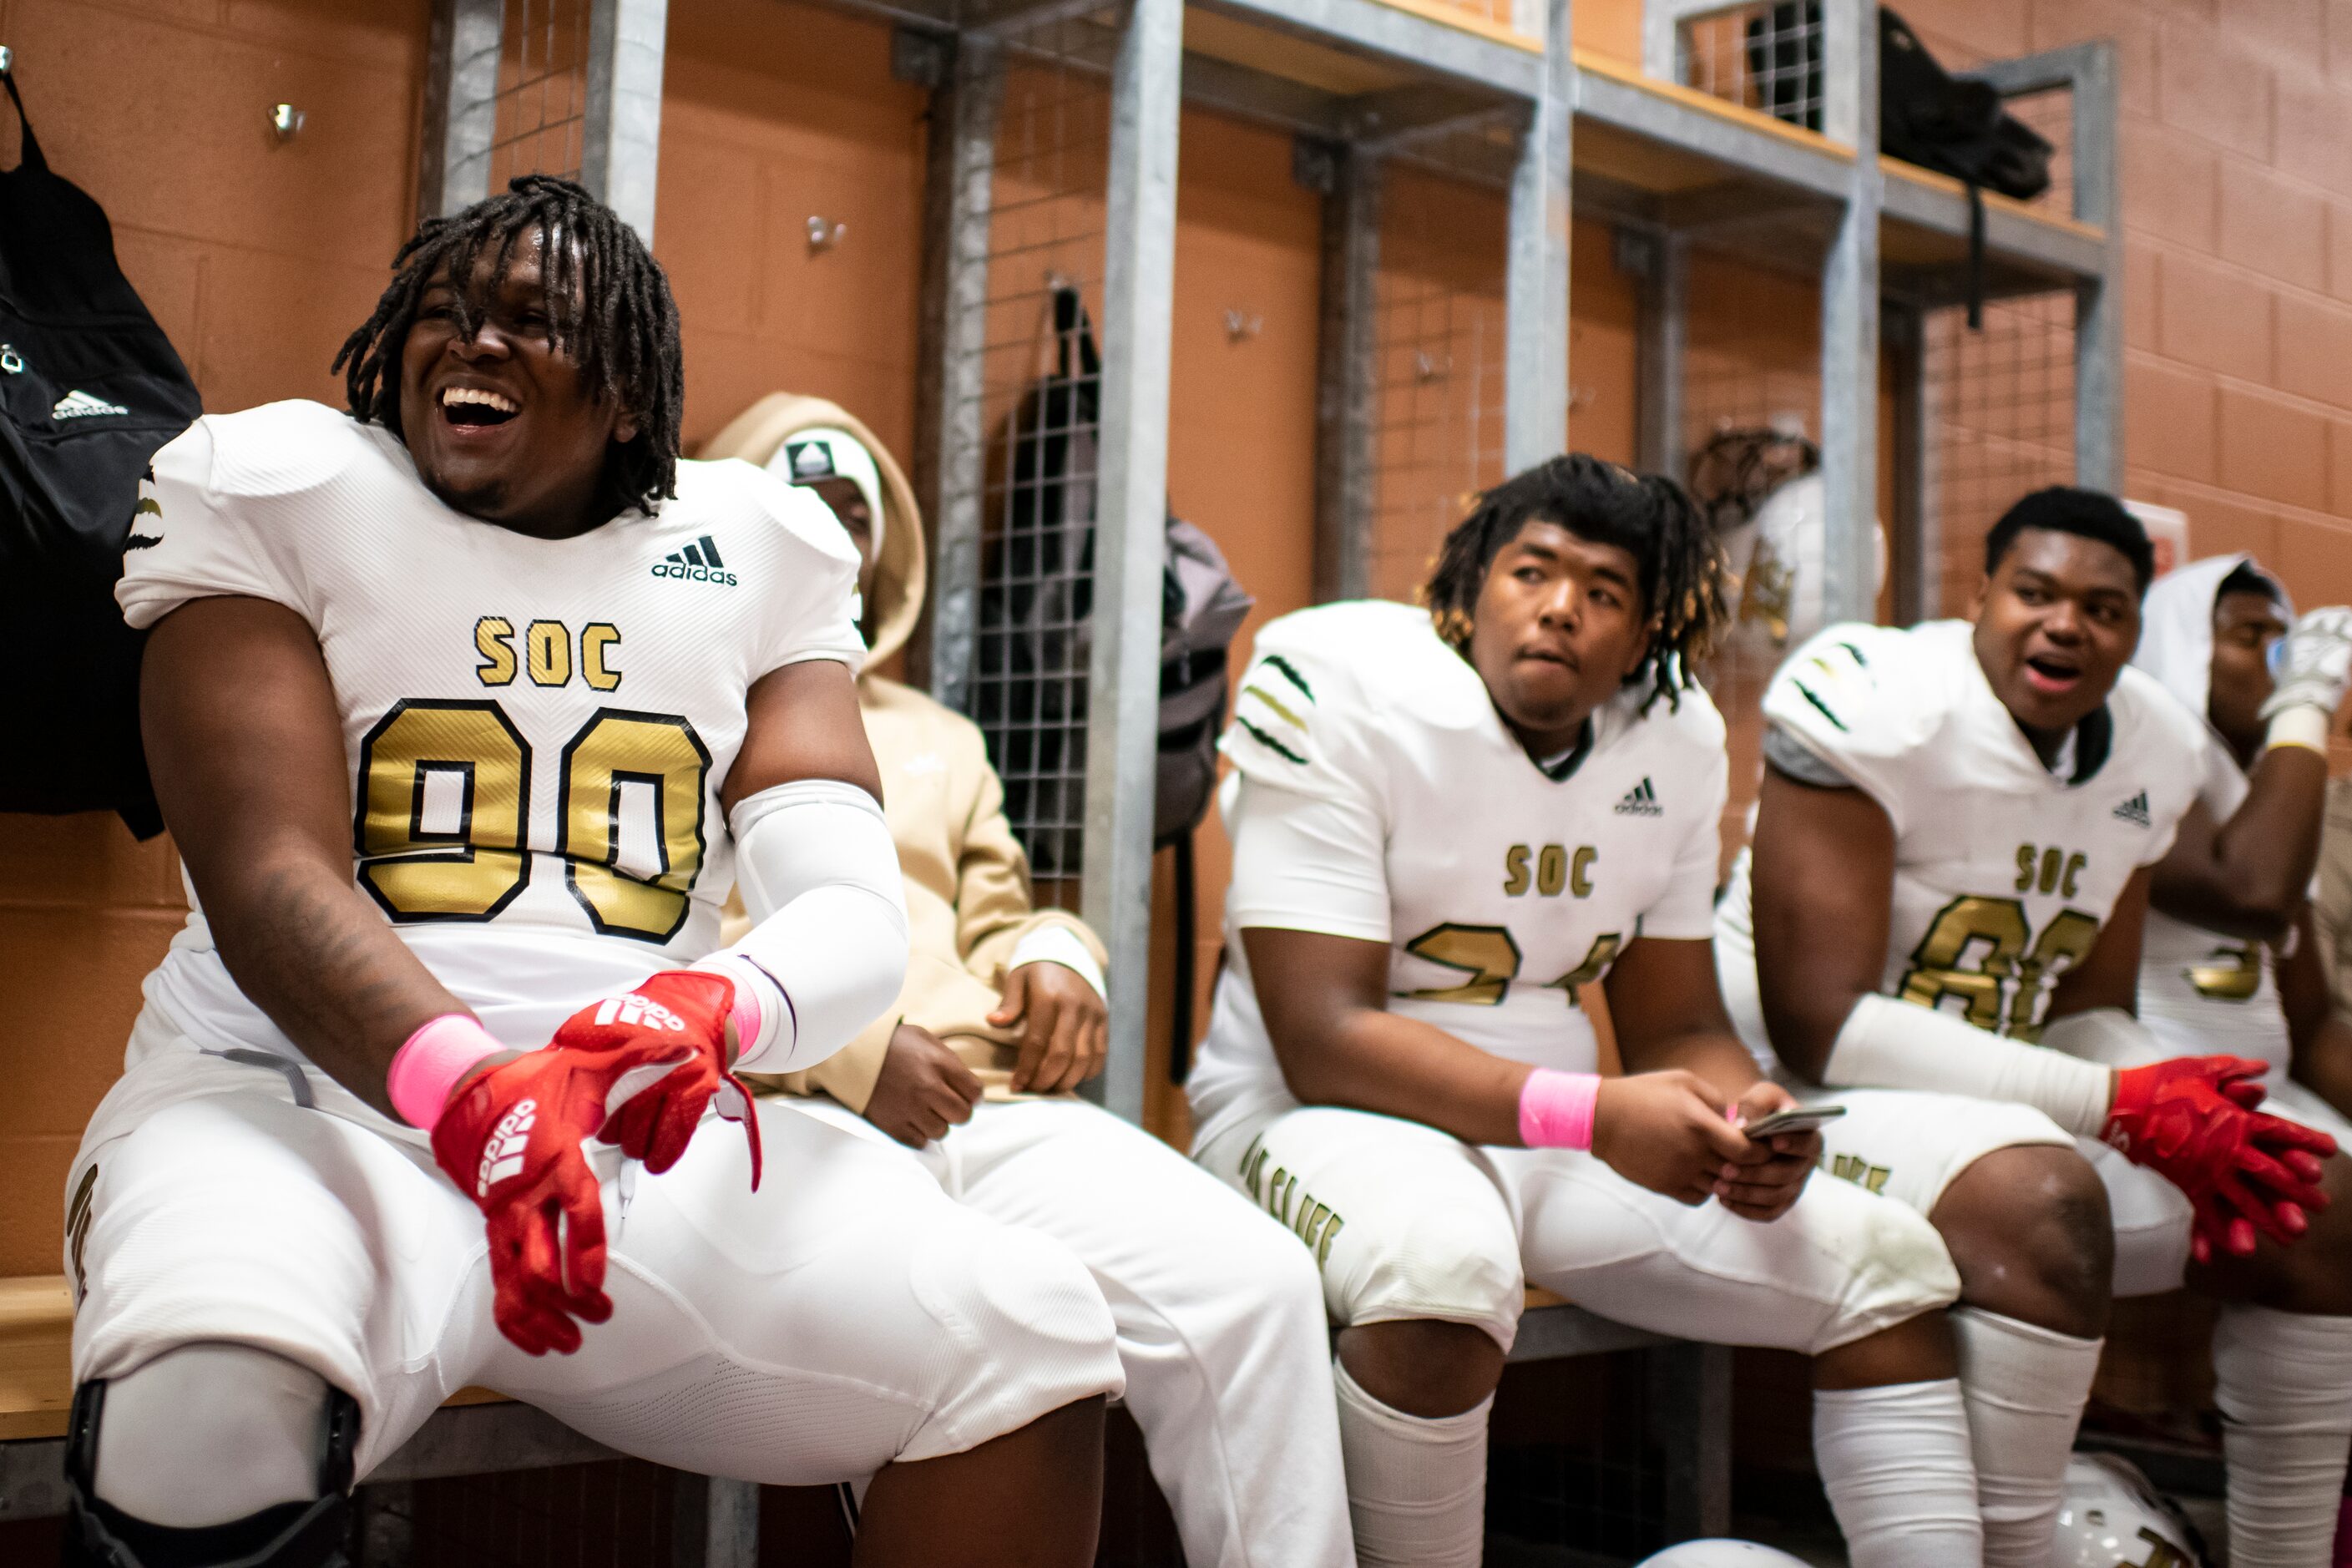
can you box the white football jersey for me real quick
[1186,600,1728,1154]
[116,399,863,1066]
[1716,619,2205,1070]
[2137,726,2289,1071]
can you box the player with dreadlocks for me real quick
[1186,453,1999,1568]
[67,175,1121,1568]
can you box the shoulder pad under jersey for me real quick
[1760,620,1959,811]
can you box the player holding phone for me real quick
[1188,457,2002,1568]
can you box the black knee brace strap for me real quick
[62,1378,361,1568]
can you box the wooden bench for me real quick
[2,1277,1730,1552]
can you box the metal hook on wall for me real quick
[1223,309,1262,344]
[0,46,14,75]
[271,104,306,142]
[806,215,846,253]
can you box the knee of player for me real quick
[1354,1206,1523,1337]
[80,1343,346,1532]
[915,1217,1122,1400]
[1832,1195,1965,1337]
[1940,1144,2114,1318]
[2273,1169,2352,1315]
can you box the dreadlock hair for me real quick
[1421,453,1728,713]
[332,174,684,519]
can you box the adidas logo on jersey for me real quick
[1615,777,1663,816]
[650,534,737,586]
[52,389,129,421]
[475,1097,539,1196]
[2112,790,2151,828]
[594,993,689,1032]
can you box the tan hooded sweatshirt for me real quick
[702,392,1108,1112]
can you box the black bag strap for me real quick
[1,66,46,175]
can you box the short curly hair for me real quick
[1421,454,1728,712]
[332,175,684,520]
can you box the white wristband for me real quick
[1007,923,1106,999]
[2266,705,2331,756]
[1823,992,2115,1136]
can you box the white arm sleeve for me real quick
[692,778,909,1073]
[1823,992,2117,1136]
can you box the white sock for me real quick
[1332,1357,1490,1568]
[2212,1302,2352,1568]
[95,1343,328,1526]
[1951,1305,2102,1566]
[1812,1378,1983,1568]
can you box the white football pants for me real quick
[69,1017,1125,1489]
[791,1094,1357,1568]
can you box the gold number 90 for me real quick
[356,699,710,940]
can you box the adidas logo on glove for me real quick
[595,993,688,1032]
[476,1097,539,1196]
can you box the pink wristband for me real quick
[727,986,763,1059]
[1519,1068,1603,1151]
[387,1014,505,1130]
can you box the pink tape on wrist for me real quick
[1519,1068,1603,1151]
[387,1014,504,1130]
[728,985,763,1059]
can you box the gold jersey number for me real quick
[356,699,711,941]
[1899,895,2101,1038]
[1400,923,1622,1008]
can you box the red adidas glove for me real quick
[430,971,761,1354]
[432,1050,621,1355]
[544,969,761,1184]
[2104,1055,2336,1263]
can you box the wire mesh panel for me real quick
[488,0,594,187]
[1364,159,1510,606]
[966,20,1115,898]
[1675,3,1823,129]
[1920,291,2076,615]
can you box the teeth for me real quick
[443,387,518,413]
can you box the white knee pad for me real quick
[1344,1202,1524,1348]
[1813,1192,1961,1354]
[93,1343,333,1528]
[901,1214,1125,1463]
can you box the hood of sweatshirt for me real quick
[701,392,926,671]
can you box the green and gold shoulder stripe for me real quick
[1234,653,1315,767]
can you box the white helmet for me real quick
[2052,1454,2207,1568]
[1633,1543,1811,1567]
[1737,471,1890,651]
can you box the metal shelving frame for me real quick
[412,0,2119,1133]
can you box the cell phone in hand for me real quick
[1739,1105,1846,1140]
